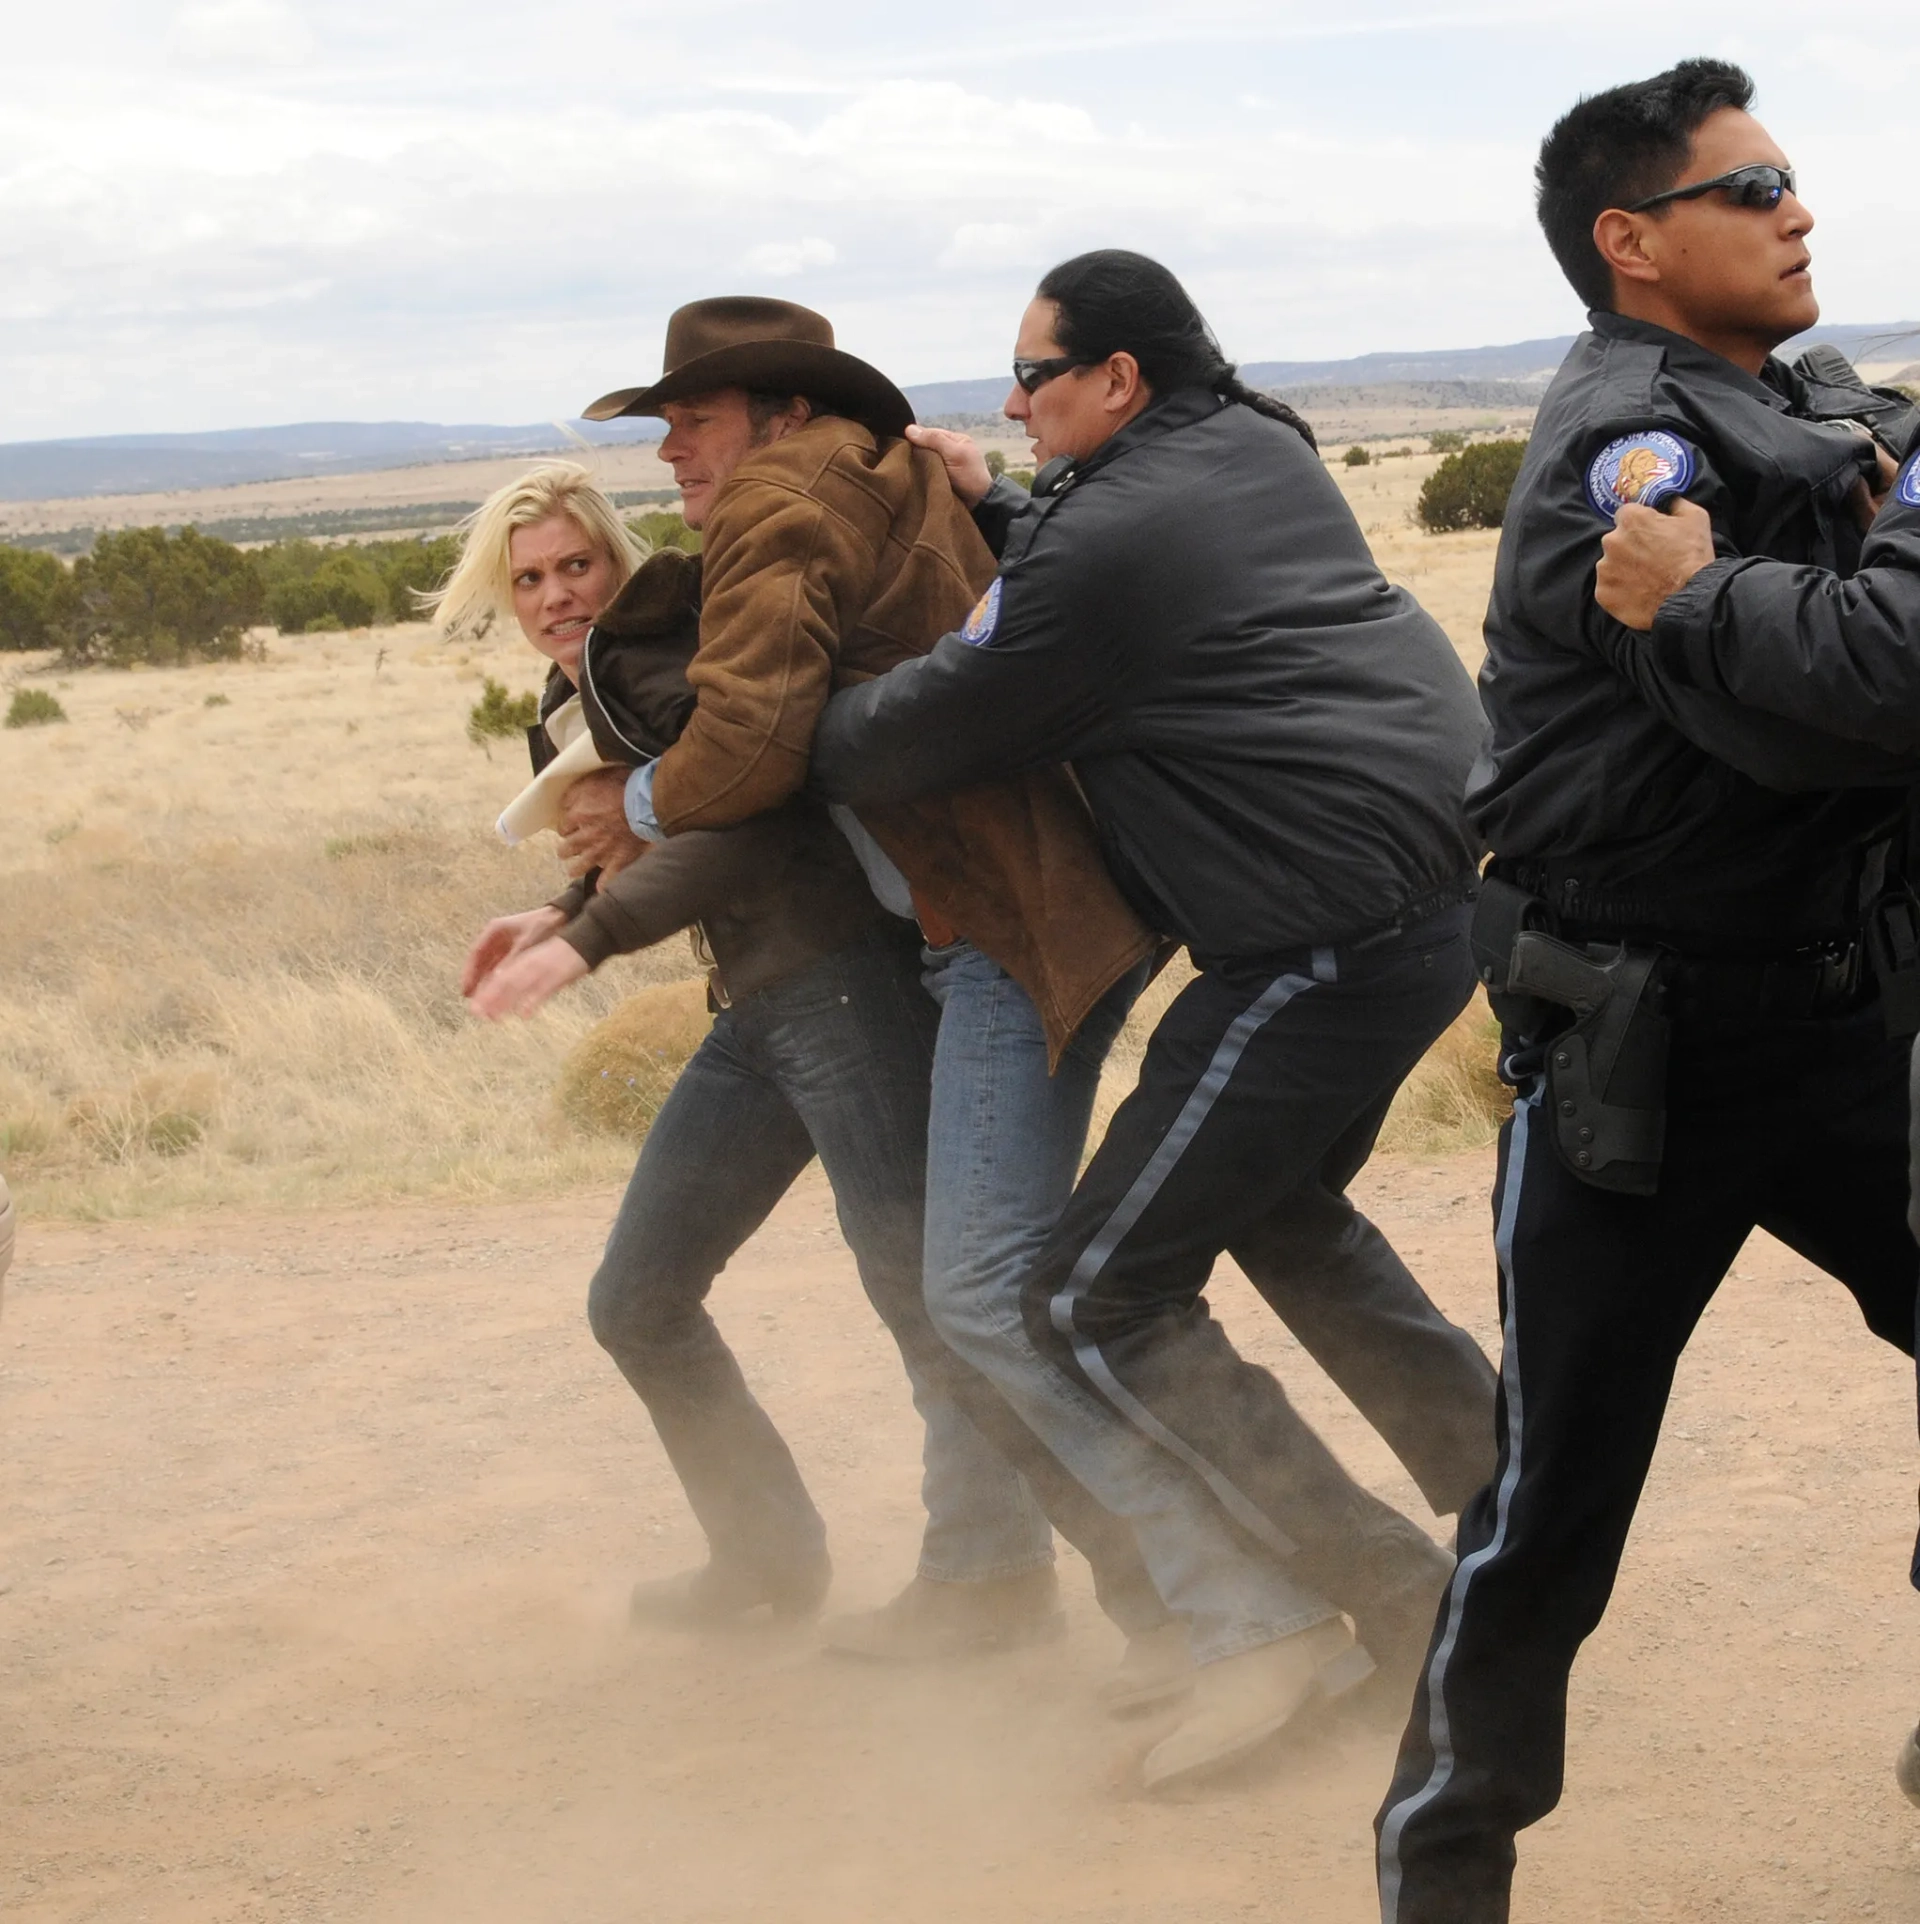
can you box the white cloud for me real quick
[0,1,1913,438]
[740,236,839,277]
[171,0,314,67]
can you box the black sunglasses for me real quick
[1625,163,1796,214]
[1012,354,1101,394]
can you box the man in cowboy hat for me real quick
[554,297,1187,1666]
[556,298,1357,1783]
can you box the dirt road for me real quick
[4,1152,1918,1922]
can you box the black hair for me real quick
[1034,249,1316,449]
[1536,58,1755,312]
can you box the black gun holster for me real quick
[1472,877,1670,1196]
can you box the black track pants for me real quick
[1019,905,1498,1647]
[1376,1004,1920,1924]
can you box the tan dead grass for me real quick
[556,978,714,1141]
[0,616,710,1219]
[0,452,1501,1221]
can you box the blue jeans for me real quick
[588,932,1050,1585]
[922,942,1338,1664]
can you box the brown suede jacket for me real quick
[540,551,900,1004]
[647,415,1151,1061]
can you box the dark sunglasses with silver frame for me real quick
[1624,162,1797,214]
[1012,353,1103,394]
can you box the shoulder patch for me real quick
[959,577,1004,646]
[1584,430,1698,521]
[1898,453,1920,510]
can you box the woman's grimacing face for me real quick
[508,513,620,681]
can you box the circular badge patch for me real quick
[1584,430,1698,521]
[960,577,1004,646]
[1898,453,1920,510]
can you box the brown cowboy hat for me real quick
[580,297,915,440]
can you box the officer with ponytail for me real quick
[811,248,1499,1721]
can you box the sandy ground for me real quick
[5,1151,1918,1924]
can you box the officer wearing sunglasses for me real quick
[811,244,1502,1767]
[1374,57,1920,1924]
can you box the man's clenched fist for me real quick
[1595,498,1717,632]
[558,766,648,877]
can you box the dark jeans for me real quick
[588,930,1166,1623]
[1019,904,1498,1646]
[1376,1004,1920,1924]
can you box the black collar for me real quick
[1588,309,1796,414]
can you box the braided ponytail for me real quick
[1035,250,1317,452]
[1216,375,1318,450]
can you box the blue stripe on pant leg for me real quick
[1376,1081,1539,1924]
[1045,959,1332,1559]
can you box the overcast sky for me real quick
[5,1,1916,442]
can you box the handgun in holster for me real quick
[1472,876,1670,1196]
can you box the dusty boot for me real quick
[1100,1621,1195,1716]
[628,1556,830,1629]
[823,1567,1064,1660]
[1142,1618,1374,1791]
[1898,1722,1920,1807]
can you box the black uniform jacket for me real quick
[810,387,1485,962]
[1472,310,1920,952]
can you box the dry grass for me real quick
[0,826,705,1220]
[0,451,1503,1222]
[0,616,708,1220]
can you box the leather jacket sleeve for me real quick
[648,478,871,834]
[554,830,762,969]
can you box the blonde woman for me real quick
[438,463,648,1004]
[449,461,1163,1643]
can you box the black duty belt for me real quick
[1552,933,1868,1024]
[1665,946,1866,1023]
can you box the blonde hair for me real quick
[427,461,648,637]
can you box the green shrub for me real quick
[254,533,455,632]
[467,677,539,744]
[1006,468,1035,492]
[204,692,229,707]
[985,449,1008,479]
[1427,429,1468,454]
[1343,445,1371,468]
[1417,439,1529,532]
[62,526,262,666]
[5,687,67,727]
[0,547,72,651]
[257,543,378,632]
[374,534,459,619]
[626,510,701,555]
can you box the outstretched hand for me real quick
[461,904,566,998]
[905,424,995,508]
[1594,499,1716,632]
[466,935,590,1021]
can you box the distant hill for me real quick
[0,419,661,504]
[908,322,1920,421]
[8,321,1915,502]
